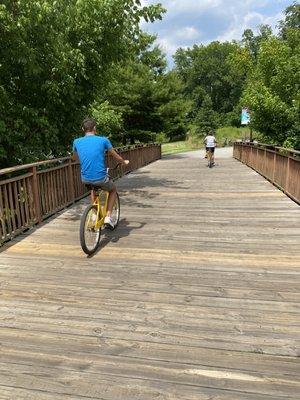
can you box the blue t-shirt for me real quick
[73,135,113,182]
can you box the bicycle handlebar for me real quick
[108,162,123,172]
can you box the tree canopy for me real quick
[0,0,165,166]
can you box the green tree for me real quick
[90,101,123,140]
[242,25,273,62]
[242,31,300,147]
[279,2,300,39]
[0,0,165,167]
[174,41,248,130]
[101,60,163,144]
[195,94,218,135]
[94,34,189,144]
[156,71,192,141]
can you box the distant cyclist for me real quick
[204,130,217,165]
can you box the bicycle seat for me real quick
[85,183,101,192]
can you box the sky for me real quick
[141,0,293,65]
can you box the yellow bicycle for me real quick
[80,164,122,255]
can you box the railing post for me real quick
[285,154,290,194]
[256,146,258,167]
[68,159,75,203]
[31,166,42,223]
[272,150,277,183]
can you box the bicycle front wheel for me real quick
[80,204,101,255]
[110,192,120,229]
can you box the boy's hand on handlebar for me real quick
[123,159,130,165]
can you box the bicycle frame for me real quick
[93,190,109,229]
[89,163,122,229]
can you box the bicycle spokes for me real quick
[110,193,120,228]
[80,205,101,255]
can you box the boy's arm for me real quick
[72,151,79,162]
[108,148,129,165]
[71,139,79,162]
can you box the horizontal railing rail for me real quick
[233,142,300,204]
[0,143,161,244]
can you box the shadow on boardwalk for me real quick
[87,218,146,258]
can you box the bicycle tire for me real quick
[110,192,120,229]
[80,204,101,255]
[207,151,212,168]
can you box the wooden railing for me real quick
[0,144,161,244]
[234,142,300,204]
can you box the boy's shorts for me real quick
[206,147,215,154]
[82,176,114,192]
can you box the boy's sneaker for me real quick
[104,216,115,230]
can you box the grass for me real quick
[162,141,197,155]
[216,126,251,144]
[162,126,249,155]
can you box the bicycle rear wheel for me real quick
[110,192,120,229]
[207,151,212,168]
[80,204,101,255]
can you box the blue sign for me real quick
[241,108,250,125]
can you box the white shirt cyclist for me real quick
[205,135,216,148]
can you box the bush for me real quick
[156,132,170,144]
[216,127,246,146]
[186,126,204,148]
[283,124,300,150]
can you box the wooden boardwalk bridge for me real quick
[0,148,300,399]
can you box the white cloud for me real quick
[176,26,201,40]
[142,0,222,13]
[216,12,263,42]
[162,0,221,13]
[264,12,284,32]
[156,37,179,55]
[216,10,284,42]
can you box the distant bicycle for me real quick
[204,131,217,168]
[80,164,122,255]
[206,148,214,168]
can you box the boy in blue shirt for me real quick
[73,118,129,229]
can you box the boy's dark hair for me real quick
[82,118,96,133]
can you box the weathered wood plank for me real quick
[0,352,299,398]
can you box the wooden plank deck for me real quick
[0,149,300,399]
